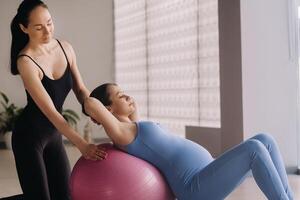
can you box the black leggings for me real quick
[9,130,71,200]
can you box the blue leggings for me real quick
[187,133,294,200]
[125,121,294,200]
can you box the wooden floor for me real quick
[0,145,299,199]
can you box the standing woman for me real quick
[6,1,106,199]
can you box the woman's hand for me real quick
[80,143,107,161]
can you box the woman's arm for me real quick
[17,56,104,160]
[60,40,90,104]
[84,97,136,145]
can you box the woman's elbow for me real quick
[83,98,94,116]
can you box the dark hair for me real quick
[82,83,117,116]
[90,83,117,106]
[10,0,48,75]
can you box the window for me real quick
[114,0,220,136]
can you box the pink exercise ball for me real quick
[70,143,175,200]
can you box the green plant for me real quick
[62,109,80,129]
[0,91,23,134]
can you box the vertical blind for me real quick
[114,0,220,136]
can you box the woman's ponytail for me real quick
[10,0,47,75]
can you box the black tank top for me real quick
[14,39,73,133]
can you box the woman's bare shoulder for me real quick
[57,39,73,50]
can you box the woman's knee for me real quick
[244,139,268,156]
[252,133,276,149]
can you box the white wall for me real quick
[0,0,114,140]
[241,0,299,169]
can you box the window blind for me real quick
[114,0,220,136]
[114,0,148,119]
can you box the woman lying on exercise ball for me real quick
[83,83,294,200]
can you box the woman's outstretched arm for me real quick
[84,97,136,145]
[59,40,90,104]
[17,57,103,160]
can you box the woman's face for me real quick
[20,6,54,44]
[107,85,135,117]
